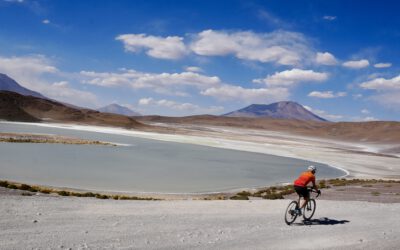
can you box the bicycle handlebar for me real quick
[307,187,321,198]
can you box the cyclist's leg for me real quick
[300,189,310,209]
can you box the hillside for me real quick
[98,103,141,116]
[224,101,327,122]
[135,115,400,144]
[0,91,144,129]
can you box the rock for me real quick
[32,220,38,223]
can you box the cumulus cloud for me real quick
[116,34,187,59]
[361,109,370,114]
[303,106,343,121]
[185,66,203,72]
[323,16,337,21]
[47,81,98,106]
[80,69,221,96]
[342,59,370,69]
[0,54,98,107]
[374,63,392,68]
[190,29,313,66]
[253,68,328,87]
[201,85,289,103]
[360,75,400,109]
[42,19,50,24]
[359,75,400,90]
[315,52,337,65]
[308,91,346,98]
[138,97,224,115]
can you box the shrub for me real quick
[7,184,17,189]
[57,190,70,196]
[237,191,252,197]
[230,195,249,200]
[95,194,109,199]
[39,189,52,194]
[0,180,9,187]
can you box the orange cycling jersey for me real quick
[294,171,315,187]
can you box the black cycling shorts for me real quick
[294,185,309,199]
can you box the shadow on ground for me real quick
[293,217,350,226]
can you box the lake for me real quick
[0,122,346,193]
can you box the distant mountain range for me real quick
[98,104,141,116]
[0,73,47,99]
[223,101,327,122]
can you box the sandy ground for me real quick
[1,193,400,250]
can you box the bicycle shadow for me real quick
[293,217,350,226]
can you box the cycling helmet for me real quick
[308,165,317,172]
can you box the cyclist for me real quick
[293,165,321,215]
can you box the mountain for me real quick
[0,73,47,99]
[223,101,327,122]
[98,104,141,116]
[0,91,144,128]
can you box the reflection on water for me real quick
[0,122,346,193]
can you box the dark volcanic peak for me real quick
[0,73,46,99]
[98,103,141,116]
[223,101,328,122]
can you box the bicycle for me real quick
[284,187,320,225]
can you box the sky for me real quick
[0,0,399,121]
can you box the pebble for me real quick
[33,220,38,223]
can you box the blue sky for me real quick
[1,0,399,121]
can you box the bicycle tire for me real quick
[284,201,298,225]
[303,198,316,220]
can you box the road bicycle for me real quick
[284,187,320,225]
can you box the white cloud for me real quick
[201,85,289,103]
[254,68,328,87]
[116,34,187,59]
[359,75,400,90]
[0,54,98,107]
[342,59,370,69]
[185,66,203,73]
[138,97,224,115]
[323,16,337,21]
[308,91,346,98]
[47,81,98,107]
[304,106,343,121]
[190,29,313,66]
[4,0,24,3]
[360,75,400,109]
[42,19,50,24]
[361,109,370,114]
[374,63,392,68]
[80,69,221,96]
[353,94,363,99]
[363,116,378,121]
[315,52,337,65]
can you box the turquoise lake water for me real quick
[0,122,346,193]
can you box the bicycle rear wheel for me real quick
[303,198,316,220]
[284,201,298,225]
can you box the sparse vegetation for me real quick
[0,133,116,146]
[229,195,249,200]
[0,179,160,200]
[371,191,380,196]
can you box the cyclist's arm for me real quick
[312,179,319,192]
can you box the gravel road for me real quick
[1,195,399,250]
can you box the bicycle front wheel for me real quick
[303,199,316,220]
[284,201,298,225]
